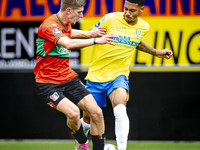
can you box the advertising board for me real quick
[0,0,199,71]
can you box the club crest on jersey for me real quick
[134,29,141,39]
[50,92,60,101]
[53,28,61,34]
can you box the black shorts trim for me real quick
[35,77,91,109]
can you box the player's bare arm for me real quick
[136,41,156,55]
[57,34,118,50]
[71,27,106,38]
[136,41,173,59]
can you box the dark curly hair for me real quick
[126,0,146,6]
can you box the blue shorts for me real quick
[86,75,129,107]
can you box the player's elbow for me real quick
[64,44,79,50]
[57,37,76,50]
[64,44,72,50]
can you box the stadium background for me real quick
[0,0,200,141]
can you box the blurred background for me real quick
[0,0,200,141]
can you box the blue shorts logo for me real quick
[53,28,61,34]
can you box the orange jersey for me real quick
[34,14,78,84]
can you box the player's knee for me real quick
[67,108,80,123]
[90,107,103,122]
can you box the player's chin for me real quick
[125,19,135,24]
[125,18,131,22]
[72,22,76,25]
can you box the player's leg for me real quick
[57,98,81,130]
[35,81,90,150]
[56,97,89,147]
[109,88,129,150]
[61,77,105,150]
[75,113,90,150]
[72,112,90,150]
[77,94,105,150]
[108,76,130,150]
[81,80,108,137]
[81,113,91,135]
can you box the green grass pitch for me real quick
[0,140,200,150]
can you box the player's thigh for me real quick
[35,82,66,109]
[109,87,128,107]
[108,75,129,107]
[63,77,91,105]
[57,97,80,119]
[77,94,102,118]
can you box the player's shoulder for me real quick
[138,17,150,29]
[38,14,59,35]
[105,12,123,18]
[99,12,123,24]
[43,14,58,26]
[40,14,57,28]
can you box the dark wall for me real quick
[0,71,200,140]
[127,72,200,141]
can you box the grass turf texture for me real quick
[0,140,200,150]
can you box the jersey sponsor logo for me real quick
[112,36,139,47]
[50,92,60,101]
[53,28,61,34]
[58,47,70,53]
[116,26,127,29]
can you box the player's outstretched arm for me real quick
[96,34,118,45]
[136,41,173,59]
[57,34,118,50]
[71,27,106,39]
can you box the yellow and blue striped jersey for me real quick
[85,12,149,82]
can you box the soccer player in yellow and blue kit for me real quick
[79,0,173,150]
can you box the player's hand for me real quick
[96,34,119,46]
[36,39,38,46]
[90,27,107,38]
[156,49,173,59]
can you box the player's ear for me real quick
[140,6,144,13]
[66,8,72,14]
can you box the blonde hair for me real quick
[60,0,86,11]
